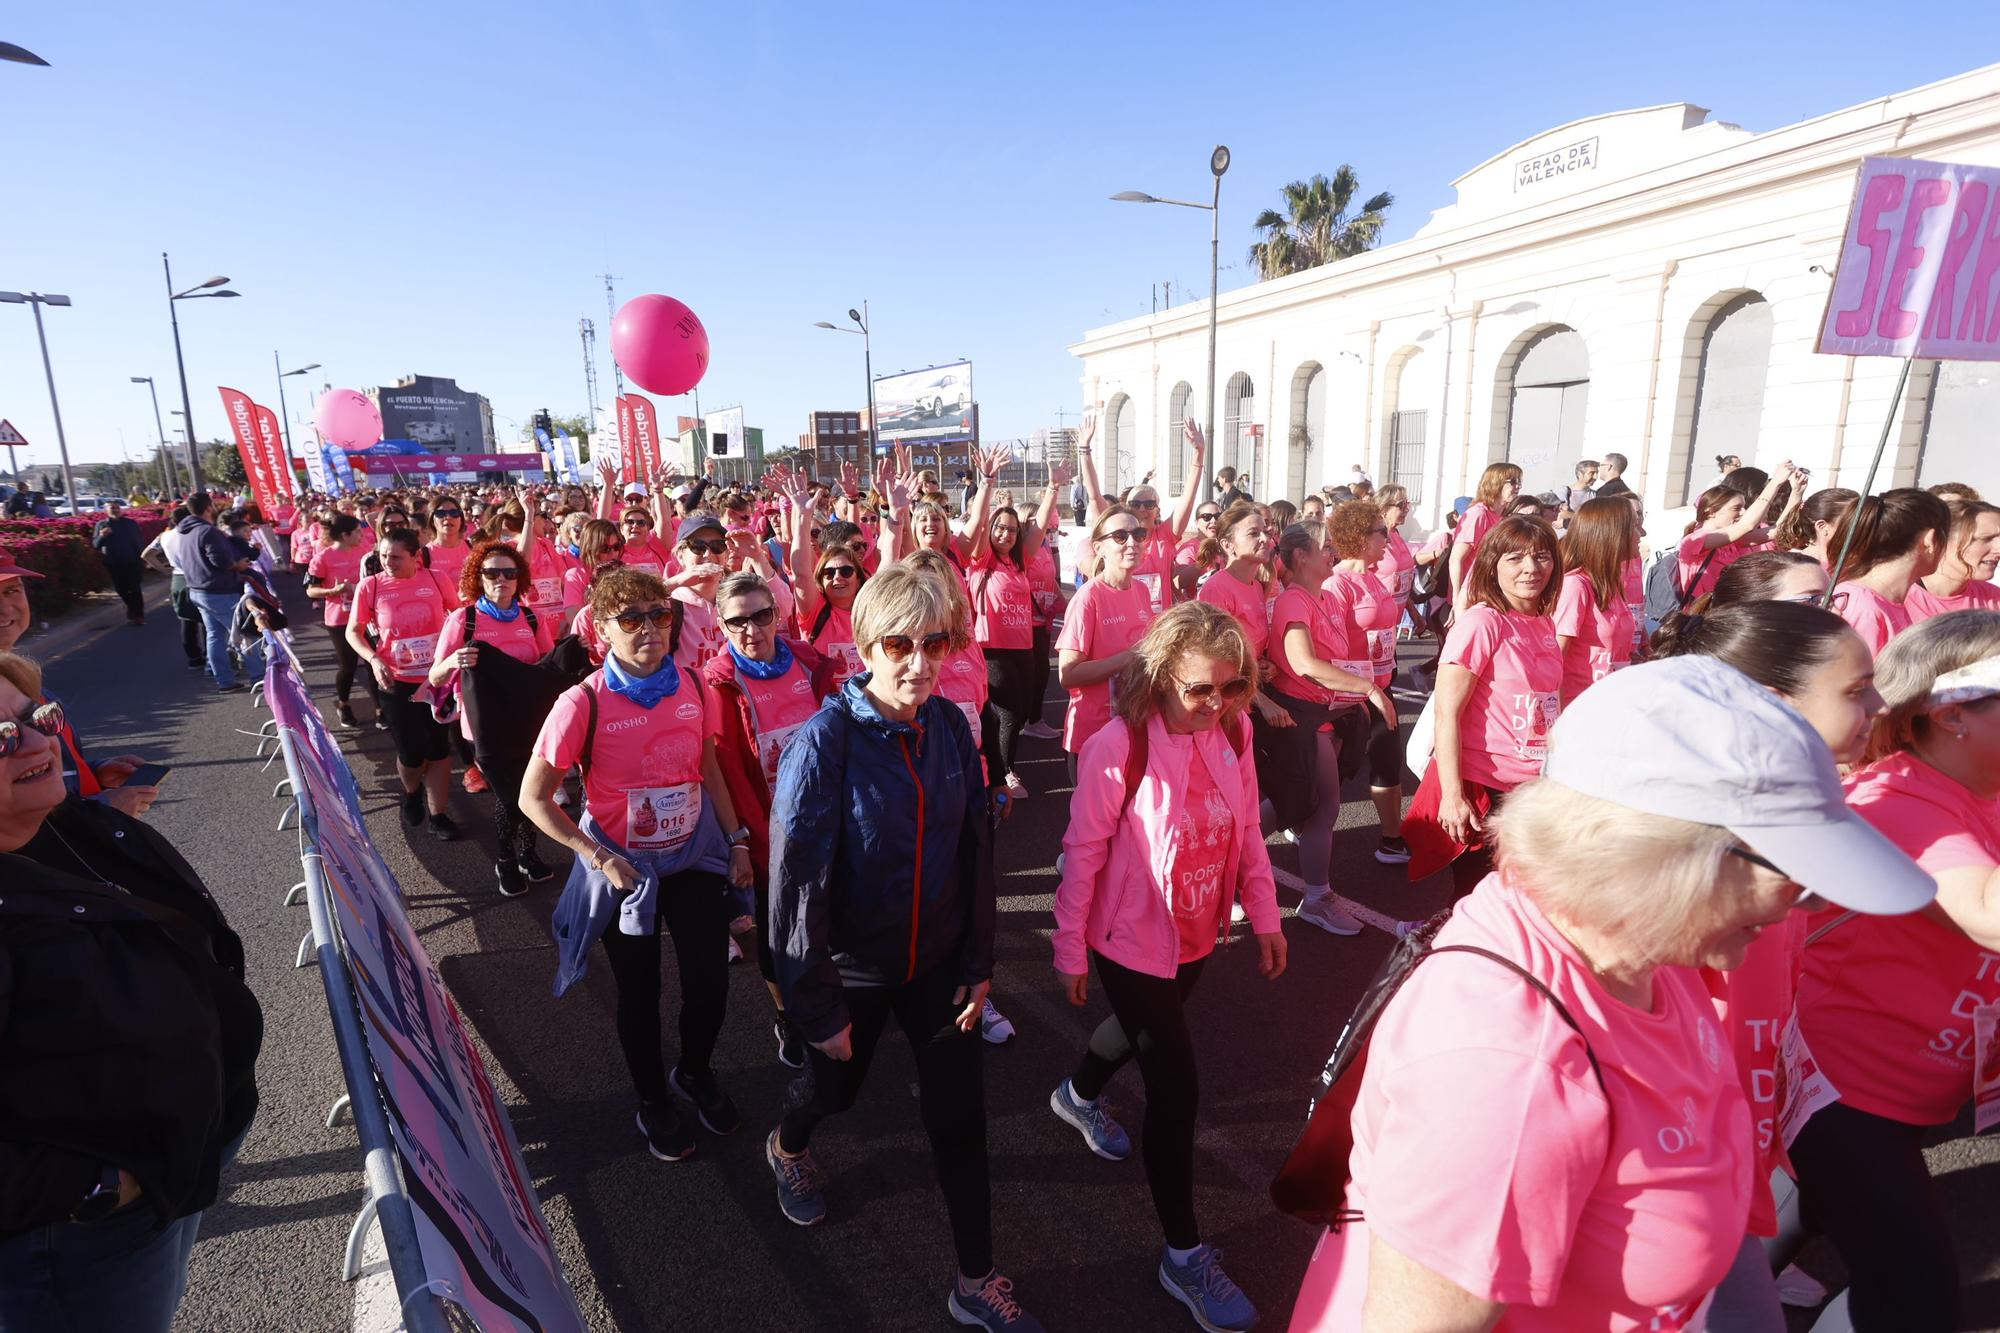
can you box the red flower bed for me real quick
[0,510,170,617]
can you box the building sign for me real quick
[1817,155,2000,362]
[1515,137,1599,191]
[374,375,493,453]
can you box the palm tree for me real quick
[1248,166,1395,281]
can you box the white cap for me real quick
[622,481,648,498]
[1544,655,1934,915]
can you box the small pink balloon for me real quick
[611,294,710,396]
[314,389,383,451]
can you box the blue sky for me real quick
[2,1,1996,474]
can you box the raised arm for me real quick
[1692,465,1794,551]
[1021,460,1070,567]
[1164,418,1207,541]
[594,458,619,520]
[960,443,1012,563]
[1075,412,1107,516]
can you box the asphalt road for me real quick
[26,573,1996,1331]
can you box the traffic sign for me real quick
[0,420,26,445]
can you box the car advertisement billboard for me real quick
[873,361,975,446]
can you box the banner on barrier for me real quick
[265,662,586,1333]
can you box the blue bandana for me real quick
[475,596,521,622]
[604,652,680,709]
[729,637,794,681]
[565,542,581,559]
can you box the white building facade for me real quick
[1070,64,2000,529]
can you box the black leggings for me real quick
[981,646,1037,781]
[1790,1101,1958,1332]
[172,578,204,666]
[481,756,536,864]
[1030,623,1053,725]
[1364,704,1404,790]
[1069,951,1208,1249]
[325,624,380,707]
[380,678,451,768]
[778,964,990,1277]
[598,868,734,1104]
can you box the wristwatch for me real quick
[728,826,752,846]
[72,1164,124,1223]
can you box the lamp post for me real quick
[0,290,79,510]
[130,376,177,495]
[814,302,876,464]
[1112,144,1230,501]
[274,353,320,488]
[163,254,239,496]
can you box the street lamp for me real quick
[0,42,49,66]
[1113,144,1230,500]
[814,302,876,462]
[0,290,79,510]
[164,255,239,495]
[274,354,320,488]
[130,375,178,495]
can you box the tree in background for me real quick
[201,441,246,491]
[520,413,592,463]
[1249,167,1395,280]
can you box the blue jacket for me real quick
[767,676,993,1043]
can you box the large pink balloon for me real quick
[611,294,710,396]
[315,389,383,451]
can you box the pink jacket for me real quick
[1053,711,1281,979]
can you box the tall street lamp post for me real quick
[1112,144,1231,500]
[814,302,876,462]
[0,290,79,509]
[274,354,320,490]
[164,254,239,495]
[130,375,177,495]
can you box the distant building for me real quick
[369,374,495,453]
[803,410,867,475]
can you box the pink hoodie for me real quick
[1053,711,1281,979]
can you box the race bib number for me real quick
[1974,1002,2000,1134]
[531,575,561,607]
[390,633,437,670]
[1516,690,1560,767]
[955,699,983,748]
[1135,571,1164,614]
[625,782,700,854]
[1777,1011,1842,1148]
[1368,628,1396,678]
[829,642,864,681]
[756,720,806,787]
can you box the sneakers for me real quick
[495,860,528,898]
[1003,771,1030,800]
[636,1101,695,1162]
[1158,1244,1258,1333]
[1296,894,1364,936]
[727,936,744,964]
[1374,836,1411,865]
[553,784,572,809]
[373,711,388,731]
[1049,1079,1131,1161]
[462,764,489,794]
[1776,1264,1829,1308]
[765,1128,826,1226]
[1021,720,1061,741]
[773,1015,807,1070]
[517,847,555,883]
[427,812,459,842]
[1392,918,1422,941]
[949,1271,1045,1332]
[669,1065,741,1136]
[400,790,425,827]
[1229,901,1247,925]
[979,998,1016,1045]
[336,702,359,730]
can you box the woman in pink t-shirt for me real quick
[666,514,732,671]
[306,513,377,729]
[347,527,463,838]
[968,464,1065,799]
[1674,467,1800,609]
[561,519,624,623]
[520,566,754,1162]
[1077,413,1206,616]
[1194,503,1275,661]
[1410,515,1563,895]
[1052,602,1284,1333]
[616,505,676,579]
[1553,498,1639,704]
[783,475,869,690]
[1056,505,1159,784]
[424,499,473,588]
[1024,534,1064,740]
[1793,611,2000,1329]
[1324,501,1410,867]
[1906,498,2000,623]
[1447,462,1521,609]
[1772,486,1859,572]
[1368,485,1417,611]
[1174,499,1225,600]
[1829,487,1950,659]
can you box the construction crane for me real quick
[599,273,625,402]
[579,318,600,421]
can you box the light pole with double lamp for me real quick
[130,375,178,495]
[164,255,239,496]
[814,303,877,462]
[1113,144,1231,501]
[274,354,320,490]
[0,290,79,509]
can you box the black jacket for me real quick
[0,800,263,1237]
[92,514,144,567]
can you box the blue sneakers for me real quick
[1159,1244,1258,1332]
[1049,1079,1132,1161]
[948,1270,1045,1331]
[764,1129,826,1227]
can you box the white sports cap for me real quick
[622,481,648,498]
[1543,654,1934,916]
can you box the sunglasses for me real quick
[1099,527,1145,545]
[478,565,520,580]
[622,517,653,529]
[877,631,952,662]
[1786,590,1849,611]
[1128,499,1160,511]
[1726,845,1785,876]
[0,699,63,757]
[434,510,463,520]
[722,606,777,632]
[1196,510,1222,522]
[819,565,860,582]
[1173,675,1253,704]
[608,605,675,632]
[683,538,728,557]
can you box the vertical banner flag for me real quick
[534,427,555,480]
[326,444,355,494]
[1818,155,2000,362]
[301,431,330,493]
[554,427,580,484]
[626,393,662,483]
[252,403,297,501]
[218,387,276,508]
[615,396,639,486]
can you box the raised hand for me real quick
[839,460,859,498]
[1184,417,1207,458]
[1075,411,1098,455]
[982,443,1014,479]
[1049,459,1075,490]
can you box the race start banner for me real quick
[218,386,280,510]
[264,656,587,1332]
[1818,155,2000,362]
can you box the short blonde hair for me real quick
[1868,608,2000,759]
[0,651,42,700]
[900,550,974,649]
[851,561,958,648]
[1113,601,1255,728]
[1492,779,1733,966]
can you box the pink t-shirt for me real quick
[1439,606,1563,790]
[1905,577,2000,624]
[1323,567,1400,686]
[1552,569,1635,705]
[1621,558,1647,654]
[620,534,674,579]
[1711,912,1807,1238]
[1268,585,1370,708]
[673,587,727,670]
[970,555,1035,651]
[308,544,365,627]
[804,600,863,688]
[522,537,566,617]
[426,539,472,589]
[1371,531,1417,602]
[531,669,719,849]
[934,644,990,759]
[1832,581,1913,659]
[1291,875,1749,1333]
[351,569,460,682]
[1458,502,1502,564]
[1197,568,1271,661]
[1133,527,1178,614]
[1055,576,1156,753]
[1674,531,1748,605]
[1168,747,1235,963]
[1027,546,1061,628]
[1797,751,2000,1126]
[561,562,605,610]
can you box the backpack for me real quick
[1269,909,1607,1227]
[1118,713,1249,819]
[1643,546,1715,625]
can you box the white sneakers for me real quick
[979,998,1016,1044]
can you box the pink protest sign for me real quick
[1818,155,2000,361]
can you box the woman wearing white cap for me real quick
[1789,608,2000,1331]
[1288,654,1934,1333]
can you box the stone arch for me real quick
[1662,291,1774,507]
[1285,362,1324,506]
[1378,344,1430,504]
[1104,392,1136,494]
[1222,372,1256,487]
[1165,381,1193,494]
[1490,323,1590,496]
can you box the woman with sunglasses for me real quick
[1175,500,1225,600]
[307,513,380,731]
[504,503,568,627]
[428,539,555,897]
[1058,505,1160,785]
[766,566,1044,1333]
[1447,462,1523,609]
[1368,485,1416,617]
[522,567,753,1163]
[667,514,734,669]
[784,473,870,689]
[1078,415,1206,616]
[1050,601,1284,1333]
[1553,498,1640,705]
[557,516,616,620]
[1907,499,2000,622]
[349,528,464,840]
[969,470,1063,800]
[1322,502,1411,867]
[616,506,674,580]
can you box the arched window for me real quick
[1287,363,1324,505]
[1166,381,1193,493]
[1503,326,1590,494]
[1104,393,1135,494]
[1222,372,1255,489]
[1382,347,1429,504]
[1683,294,1773,503]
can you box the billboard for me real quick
[373,375,493,453]
[704,406,747,460]
[873,361,975,446]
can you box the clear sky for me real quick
[3,1,1996,474]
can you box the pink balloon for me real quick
[611,294,710,396]
[314,389,383,451]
